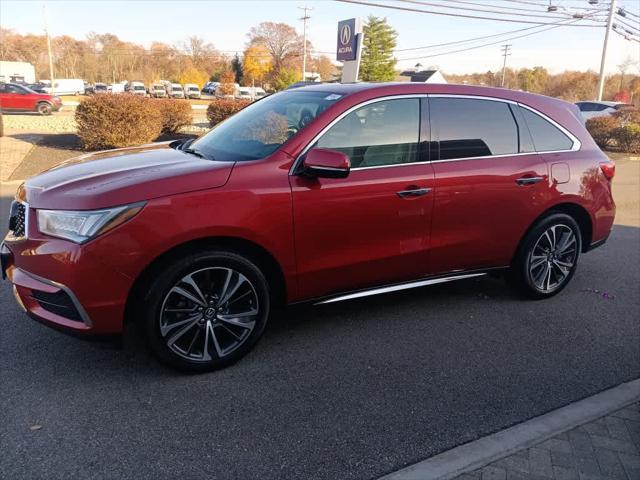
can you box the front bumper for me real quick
[2,236,134,335]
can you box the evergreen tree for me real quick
[359,16,397,82]
[231,53,244,85]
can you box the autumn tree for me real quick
[272,68,299,91]
[243,44,272,87]
[218,70,236,96]
[311,55,338,81]
[179,67,208,88]
[359,16,397,82]
[248,22,303,74]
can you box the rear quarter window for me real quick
[519,106,574,152]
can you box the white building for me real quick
[0,61,36,84]
[399,69,447,84]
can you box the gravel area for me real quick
[3,113,77,133]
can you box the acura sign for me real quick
[336,18,357,62]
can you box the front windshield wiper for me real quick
[183,147,213,161]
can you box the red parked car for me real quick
[1,83,615,371]
[0,82,62,115]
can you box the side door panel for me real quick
[290,97,435,300]
[428,96,549,274]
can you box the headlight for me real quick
[37,202,145,243]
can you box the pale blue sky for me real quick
[1,0,638,74]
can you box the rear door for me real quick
[428,95,550,274]
[290,97,435,299]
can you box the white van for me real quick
[184,83,201,99]
[109,83,125,94]
[168,83,185,99]
[129,81,146,96]
[236,86,267,101]
[43,79,85,96]
[150,84,167,98]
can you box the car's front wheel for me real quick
[509,213,581,299]
[37,102,52,116]
[142,250,270,371]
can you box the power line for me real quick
[395,0,605,22]
[395,17,583,61]
[441,0,601,14]
[336,0,605,26]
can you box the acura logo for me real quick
[340,24,352,45]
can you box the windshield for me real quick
[191,90,343,162]
[172,86,182,91]
[134,86,145,90]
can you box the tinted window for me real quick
[577,102,595,112]
[430,98,519,160]
[519,107,574,152]
[316,98,420,168]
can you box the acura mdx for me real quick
[2,83,616,371]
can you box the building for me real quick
[399,69,447,84]
[0,61,36,84]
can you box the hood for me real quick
[23,142,234,210]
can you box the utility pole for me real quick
[500,44,511,88]
[299,6,312,82]
[43,4,55,94]
[597,0,617,101]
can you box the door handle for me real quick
[396,187,431,198]
[515,176,544,186]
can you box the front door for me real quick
[289,97,435,300]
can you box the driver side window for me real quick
[316,98,420,168]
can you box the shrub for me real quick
[154,98,192,134]
[614,124,640,154]
[586,116,619,148]
[206,99,251,127]
[612,107,640,124]
[75,94,163,150]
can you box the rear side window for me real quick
[519,107,574,152]
[430,98,519,160]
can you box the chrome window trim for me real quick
[21,269,93,327]
[291,93,581,174]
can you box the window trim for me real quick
[291,93,580,174]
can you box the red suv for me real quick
[0,82,62,115]
[1,83,615,371]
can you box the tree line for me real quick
[0,23,338,89]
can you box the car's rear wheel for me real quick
[509,213,581,299]
[37,102,52,116]
[142,250,270,372]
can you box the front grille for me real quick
[8,201,27,238]
[31,289,84,323]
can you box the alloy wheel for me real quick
[528,224,577,292]
[159,267,259,362]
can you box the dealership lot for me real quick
[0,155,638,479]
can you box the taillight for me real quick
[600,162,615,180]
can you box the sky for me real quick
[1,0,639,75]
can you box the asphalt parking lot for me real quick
[1,156,638,480]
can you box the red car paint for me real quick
[2,83,615,335]
[0,83,62,113]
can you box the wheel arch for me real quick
[123,236,288,328]
[513,202,593,263]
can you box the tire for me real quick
[509,213,581,299]
[142,250,270,372]
[37,102,52,116]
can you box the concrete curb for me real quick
[379,379,640,480]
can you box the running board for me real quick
[315,272,488,305]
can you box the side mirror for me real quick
[303,148,350,179]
